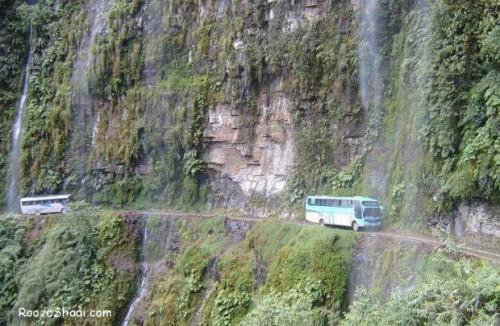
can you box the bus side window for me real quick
[308,198,316,206]
[340,200,352,208]
[322,199,337,207]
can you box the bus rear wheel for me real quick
[352,222,359,232]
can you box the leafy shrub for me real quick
[420,0,500,207]
[343,255,500,325]
[0,216,28,325]
[213,290,251,326]
[1,213,140,325]
[241,278,338,326]
[266,229,353,305]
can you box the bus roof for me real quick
[306,195,378,202]
[20,194,71,202]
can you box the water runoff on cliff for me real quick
[121,222,149,326]
[357,0,389,198]
[358,0,383,113]
[350,0,433,301]
[5,26,33,212]
[121,216,179,325]
[68,0,112,185]
[359,0,431,205]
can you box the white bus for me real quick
[305,195,383,231]
[20,195,71,215]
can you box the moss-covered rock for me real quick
[133,216,355,325]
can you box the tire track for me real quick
[138,210,500,264]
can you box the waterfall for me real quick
[357,0,389,198]
[121,220,150,326]
[121,215,180,325]
[348,1,434,300]
[5,26,32,213]
[358,0,382,112]
[69,0,112,180]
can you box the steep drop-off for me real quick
[1,212,497,325]
[107,214,356,325]
[0,211,142,325]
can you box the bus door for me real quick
[354,200,363,222]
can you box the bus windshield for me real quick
[363,207,381,217]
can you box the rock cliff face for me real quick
[69,0,114,183]
[77,0,365,211]
[203,81,295,207]
[453,201,500,239]
[0,0,498,235]
[203,84,294,197]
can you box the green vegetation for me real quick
[0,0,29,201]
[0,212,141,325]
[343,254,500,325]
[20,0,85,194]
[2,213,499,325]
[0,0,496,225]
[421,0,500,209]
[0,0,499,325]
[141,218,355,325]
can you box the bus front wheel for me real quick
[319,218,325,226]
[352,222,360,232]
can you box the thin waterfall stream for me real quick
[121,219,150,326]
[5,25,32,212]
[349,0,434,301]
[358,0,389,198]
[358,0,381,111]
[121,216,179,325]
[69,0,112,181]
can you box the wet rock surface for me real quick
[347,233,434,304]
[224,217,252,242]
[453,200,500,238]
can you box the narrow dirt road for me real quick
[139,210,500,264]
[368,230,500,263]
